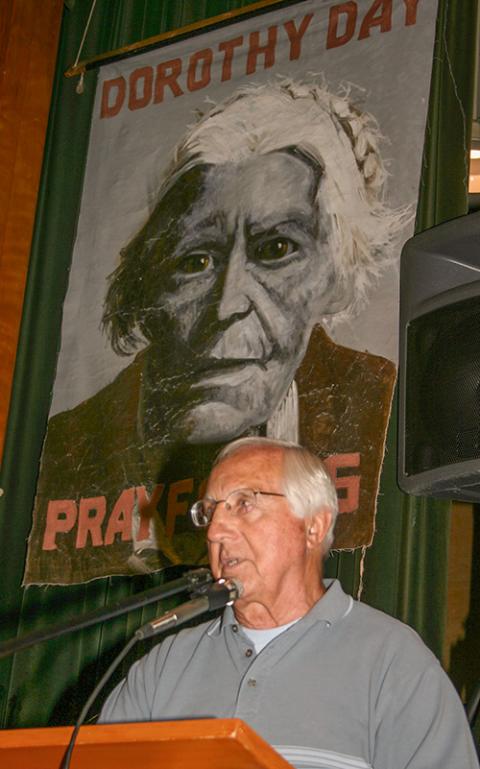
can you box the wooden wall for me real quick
[0,0,63,460]
[445,501,480,702]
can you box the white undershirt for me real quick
[239,618,300,653]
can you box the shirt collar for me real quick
[305,578,354,626]
[208,579,353,637]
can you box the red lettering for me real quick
[100,76,126,118]
[42,500,77,550]
[218,36,243,82]
[166,478,194,538]
[403,0,419,25]
[104,488,135,545]
[284,14,313,60]
[135,484,165,541]
[76,497,106,549]
[358,0,392,39]
[154,59,184,103]
[128,66,153,111]
[324,453,361,514]
[327,2,357,49]
[187,48,213,92]
[246,26,277,75]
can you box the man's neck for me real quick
[233,578,326,629]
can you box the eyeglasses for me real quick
[190,488,286,528]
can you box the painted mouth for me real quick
[195,357,267,372]
[191,358,268,387]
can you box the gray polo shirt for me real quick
[100,579,478,769]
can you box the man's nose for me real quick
[207,505,237,542]
[217,236,254,321]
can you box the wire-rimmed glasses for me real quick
[190,488,285,528]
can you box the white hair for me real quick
[106,78,410,352]
[155,78,410,323]
[214,436,339,555]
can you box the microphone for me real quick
[0,567,213,660]
[60,577,243,769]
[135,578,243,640]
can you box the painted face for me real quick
[206,447,314,621]
[140,151,337,443]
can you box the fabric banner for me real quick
[25,0,438,584]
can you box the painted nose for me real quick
[217,238,254,321]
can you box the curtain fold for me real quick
[0,0,477,728]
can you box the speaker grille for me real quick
[405,295,480,475]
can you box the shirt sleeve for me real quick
[373,656,479,769]
[98,637,172,723]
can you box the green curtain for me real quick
[0,0,477,729]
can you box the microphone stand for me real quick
[60,578,242,769]
[0,567,213,660]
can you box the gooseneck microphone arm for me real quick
[0,567,213,660]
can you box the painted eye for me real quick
[177,252,212,274]
[254,238,296,262]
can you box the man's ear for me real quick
[305,509,333,550]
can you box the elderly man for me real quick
[100,438,478,769]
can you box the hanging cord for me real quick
[356,545,367,601]
[73,0,98,94]
[60,634,139,769]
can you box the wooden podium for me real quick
[0,718,293,768]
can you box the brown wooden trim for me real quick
[0,0,64,460]
[65,0,297,77]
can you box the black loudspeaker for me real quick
[398,211,480,501]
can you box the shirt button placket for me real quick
[235,654,263,721]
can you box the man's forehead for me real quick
[208,446,285,492]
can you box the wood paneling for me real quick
[0,0,63,459]
[445,501,479,702]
